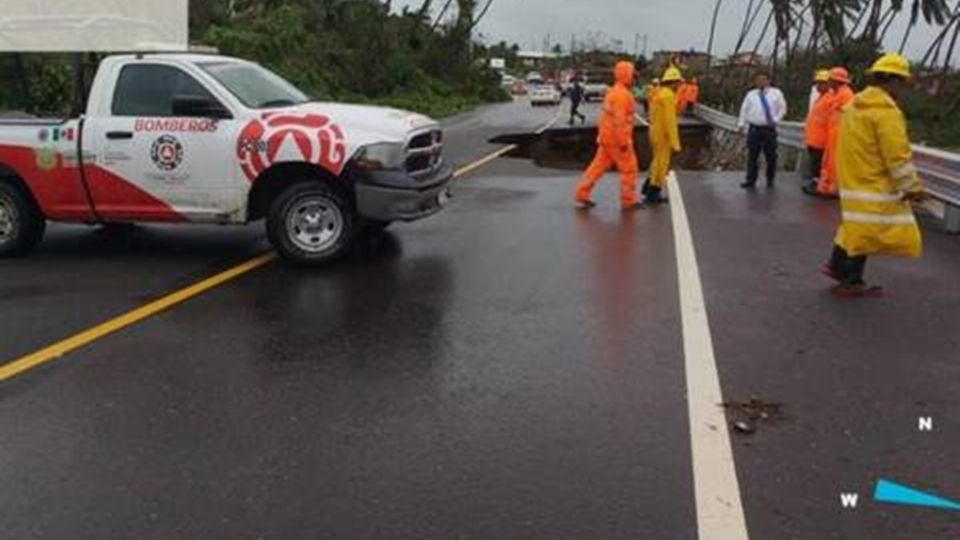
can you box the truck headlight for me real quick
[355,142,405,171]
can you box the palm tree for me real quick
[898,0,952,52]
[921,1,960,69]
[706,0,724,74]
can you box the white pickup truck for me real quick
[0,53,453,265]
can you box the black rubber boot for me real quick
[645,185,669,205]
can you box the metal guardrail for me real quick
[693,104,960,231]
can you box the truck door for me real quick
[84,63,242,222]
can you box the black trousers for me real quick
[830,245,868,285]
[570,100,585,122]
[807,147,824,180]
[746,126,778,184]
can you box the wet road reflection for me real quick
[573,211,650,359]
[250,235,454,381]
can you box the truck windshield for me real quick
[198,61,310,109]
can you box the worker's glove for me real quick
[903,190,928,202]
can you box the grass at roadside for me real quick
[373,93,492,119]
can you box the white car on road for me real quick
[583,78,609,102]
[529,85,562,107]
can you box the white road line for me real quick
[536,109,563,134]
[668,172,751,540]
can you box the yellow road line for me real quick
[0,252,277,382]
[2,114,556,383]
[453,144,518,178]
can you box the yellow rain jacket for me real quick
[648,86,681,188]
[834,86,923,258]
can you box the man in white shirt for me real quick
[737,72,788,188]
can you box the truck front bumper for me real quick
[354,164,454,222]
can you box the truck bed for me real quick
[0,116,68,126]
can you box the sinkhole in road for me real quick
[489,124,715,171]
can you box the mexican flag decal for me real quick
[51,128,75,142]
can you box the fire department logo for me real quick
[236,113,347,182]
[150,135,184,172]
[35,148,57,171]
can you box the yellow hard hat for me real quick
[662,67,684,83]
[814,70,830,83]
[868,53,912,79]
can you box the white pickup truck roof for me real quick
[113,53,236,62]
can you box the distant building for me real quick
[517,50,562,68]
[653,50,712,74]
[727,52,764,67]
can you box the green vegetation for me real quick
[0,0,509,118]
[697,0,960,147]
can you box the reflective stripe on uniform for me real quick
[891,162,917,181]
[839,189,902,202]
[891,161,921,192]
[842,211,917,225]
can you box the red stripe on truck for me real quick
[0,144,93,221]
[0,144,183,223]
[83,164,184,222]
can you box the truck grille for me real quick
[406,129,443,178]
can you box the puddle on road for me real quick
[490,124,713,172]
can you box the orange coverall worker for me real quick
[804,89,832,179]
[575,61,639,208]
[648,84,682,194]
[676,80,699,115]
[819,84,854,195]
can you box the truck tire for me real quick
[267,182,354,266]
[0,181,45,257]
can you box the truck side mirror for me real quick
[172,95,232,119]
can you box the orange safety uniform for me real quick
[676,80,699,115]
[576,61,639,208]
[805,89,832,150]
[819,84,854,195]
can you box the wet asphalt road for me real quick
[2,97,959,539]
[685,177,960,539]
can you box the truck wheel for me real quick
[267,182,354,266]
[0,182,45,257]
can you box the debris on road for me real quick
[722,398,784,436]
[733,420,756,435]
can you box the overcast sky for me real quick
[391,0,941,61]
